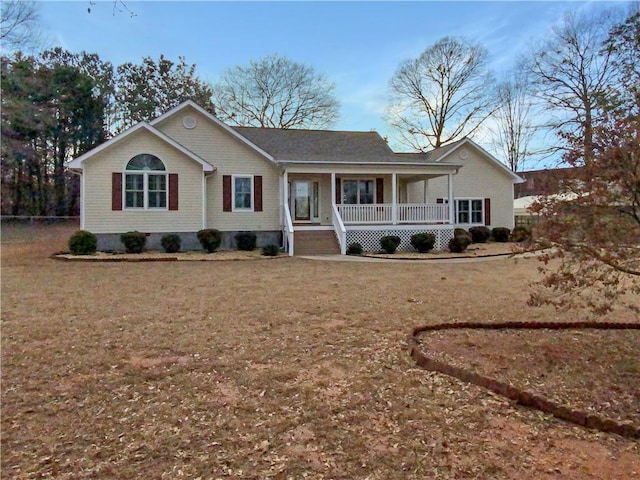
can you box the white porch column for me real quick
[282,169,288,214]
[392,173,398,225]
[448,173,455,224]
[423,178,428,203]
[331,173,336,207]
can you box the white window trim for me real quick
[124,172,168,210]
[454,197,484,225]
[341,177,377,205]
[232,174,254,212]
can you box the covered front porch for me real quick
[281,165,460,255]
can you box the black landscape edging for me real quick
[408,321,640,439]
[362,246,545,261]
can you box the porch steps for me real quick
[294,230,341,255]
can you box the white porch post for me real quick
[282,169,288,214]
[331,173,336,207]
[392,173,398,225]
[423,178,428,203]
[448,173,455,224]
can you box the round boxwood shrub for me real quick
[120,231,147,254]
[454,228,472,242]
[197,228,222,253]
[448,234,471,253]
[491,227,511,243]
[469,226,491,243]
[410,232,436,253]
[510,225,532,243]
[346,242,364,256]
[262,244,280,256]
[68,230,97,255]
[235,231,257,251]
[160,234,181,253]
[380,235,401,254]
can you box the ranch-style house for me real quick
[66,101,523,255]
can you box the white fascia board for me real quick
[282,163,462,176]
[150,100,277,164]
[432,138,524,183]
[278,160,462,168]
[65,122,215,172]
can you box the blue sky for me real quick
[38,0,628,154]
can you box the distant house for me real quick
[66,101,522,254]
[513,167,583,226]
[514,167,579,198]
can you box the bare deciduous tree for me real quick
[489,73,536,172]
[528,9,640,315]
[524,9,620,164]
[386,36,495,151]
[0,0,43,52]
[212,54,339,129]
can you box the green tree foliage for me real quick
[1,49,213,215]
[1,52,105,215]
[115,55,214,132]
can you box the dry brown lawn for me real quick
[2,223,639,479]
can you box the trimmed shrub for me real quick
[454,228,472,242]
[380,235,401,254]
[510,225,532,243]
[68,230,97,255]
[469,226,491,243]
[160,234,181,253]
[197,228,222,253]
[120,231,147,254]
[346,242,364,256]
[491,227,511,243]
[410,232,436,253]
[448,234,471,253]
[262,244,280,256]
[235,231,257,251]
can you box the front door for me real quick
[292,180,319,222]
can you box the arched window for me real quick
[124,154,167,209]
[126,154,166,172]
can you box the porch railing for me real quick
[331,203,347,255]
[337,203,449,224]
[283,203,294,256]
[398,203,449,223]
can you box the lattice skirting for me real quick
[345,227,455,252]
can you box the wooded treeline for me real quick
[0,49,213,215]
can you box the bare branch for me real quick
[212,54,339,129]
[386,36,495,150]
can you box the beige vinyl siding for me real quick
[417,145,515,228]
[155,106,280,231]
[82,130,204,234]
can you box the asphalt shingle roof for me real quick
[231,126,439,164]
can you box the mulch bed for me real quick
[409,321,640,439]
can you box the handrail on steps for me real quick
[331,203,347,255]
[283,203,294,256]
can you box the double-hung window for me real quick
[456,199,483,224]
[124,154,167,209]
[343,179,374,204]
[233,175,253,210]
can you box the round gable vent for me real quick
[458,149,469,160]
[183,115,197,129]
